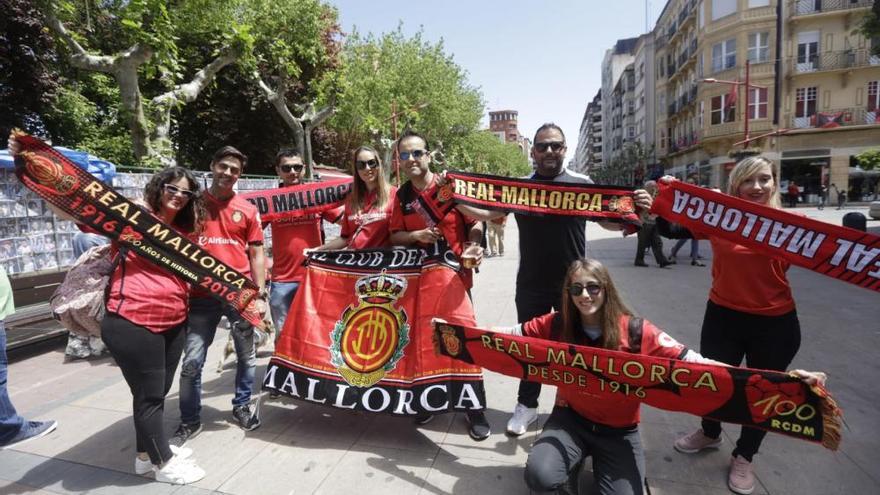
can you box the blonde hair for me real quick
[348,146,391,213]
[727,155,781,209]
[559,259,634,350]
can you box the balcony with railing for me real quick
[788,49,880,75]
[703,120,773,139]
[689,39,698,59]
[790,107,880,129]
[668,131,702,154]
[789,0,873,17]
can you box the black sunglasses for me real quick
[567,283,602,297]
[280,164,304,173]
[535,141,565,153]
[356,159,380,170]
[399,149,427,161]
[162,183,194,198]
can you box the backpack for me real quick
[550,313,644,353]
[50,244,120,337]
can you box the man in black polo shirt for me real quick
[455,123,652,436]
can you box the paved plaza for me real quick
[1,207,878,495]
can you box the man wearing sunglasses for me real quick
[265,150,343,337]
[450,123,653,437]
[174,146,267,445]
[388,130,491,441]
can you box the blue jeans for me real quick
[671,238,700,260]
[0,321,26,444]
[178,297,256,425]
[269,281,300,337]
[72,232,109,257]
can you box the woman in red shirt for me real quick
[673,156,803,495]
[497,259,722,495]
[100,167,209,484]
[318,146,397,250]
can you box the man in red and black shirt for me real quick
[266,149,342,336]
[173,146,268,445]
[388,130,490,440]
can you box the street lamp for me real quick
[701,61,767,148]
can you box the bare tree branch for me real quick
[153,48,241,107]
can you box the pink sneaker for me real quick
[673,428,723,454]
[728,455,755,494]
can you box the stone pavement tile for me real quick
[640,425,769,494]
[0,449,133,495]
[8,356,122,418]
[751,434,880,494]
[216,434,353,495]
[314,445,435,495]
[270,401,377,443]
[356,411,451,454]
[640,405,703,430]
[646,477,746,494]
[439,410,534,465]
[0,479,58,495]
[181,424,278,491]
[12,404,136,474]
[69,376,137,414]
[418,452,528,495]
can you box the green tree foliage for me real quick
[326,27,484,163]
[860,2,880,55]
[855,148,880,171]
[443,132,531,177]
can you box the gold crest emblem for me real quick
[438,325,462,357]
[231,210,244,223]
[330,270,410,388]
[21,151,79,195]
[437,183,454,203]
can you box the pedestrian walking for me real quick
[487,214,507,257]
[786,180,799,208]
[633,181,671,268]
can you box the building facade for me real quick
[575,90,603,174]
[601,38,639,166]
[488,109,532,156]
[584,0,879,197]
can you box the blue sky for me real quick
[329,0,663,163]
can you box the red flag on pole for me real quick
[724,82,738,110]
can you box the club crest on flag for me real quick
[436,323,462,357]
[330,270,410,388]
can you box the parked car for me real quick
[869,201,880,220]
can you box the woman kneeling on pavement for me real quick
[489,258,823,495]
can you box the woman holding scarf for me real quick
[318,146,397,250]
[671,155,805,495]
[483,257,823,495]
[11,132,209,486]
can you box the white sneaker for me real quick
[154,455,205,485]
[506,403,537,436]
[134,445,193,475]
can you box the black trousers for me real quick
[634,223,667,266]
[515,288,561,408]
[698,300,801,461]
[102,313,186,465]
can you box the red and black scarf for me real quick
[652,180,880,293]
[12,132,264,327]
[417,171,642,233]
[239,178,352,223]
[434,321,842,450]
[264,247,486,415]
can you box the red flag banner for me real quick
[652,180,880,293]
[12,131,264,328]
[433,321,842,450]
[263,246,486,415]
[417,171,642,232]
[239,178,352,223]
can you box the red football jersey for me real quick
[339,187,397,249]
[270,206,343,282]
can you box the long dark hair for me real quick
[348,146,390,213]
[143,167,206,234]
[559,259,633,350]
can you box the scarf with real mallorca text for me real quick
[433,321,842,450]
[12,131,264,328]
[416,171,643,234]
[239,178,352,223]
[263,247,486,415]
[652,180,880,293]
